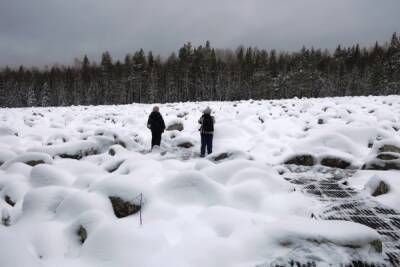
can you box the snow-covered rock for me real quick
[0,96,398,266]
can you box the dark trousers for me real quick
[200,133,213,156]
[151,131,162,148]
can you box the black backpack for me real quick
[202,114,214,132]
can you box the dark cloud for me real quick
[1,0,399,67]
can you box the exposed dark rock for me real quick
[213,153,229,162]
[376,153,399,161]
[318,118,324,124]
[177,142,194,149]
[115,138,127,148]
[284,154,315,166]
[1,210,10,226]
[370,240,383,253]
[258,116,264,123]
[167,122,184,131]
[372,181,390,197]
[378,144,400,154]
[108,148,116,156]
[104,160,125,173]
[25,160,45,167]
[109,196,141,218]
[363,160,400,170]
[177,112,188,118]
[320,157,351,169]
[77,225,87,244]
[59,148,98,160]
[4,195,15,207]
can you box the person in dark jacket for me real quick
[198,106,215,157]
[147,106,166,149]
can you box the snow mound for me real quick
[0,227,41,267]
[0,126,18,136]
[30,164,76,187]
[158,171,224,206]
[1,96,399,265]
[0,148,17,165]
[29,140,99,159]
[1,152,53,170]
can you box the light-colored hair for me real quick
[153,106,160,112]
[203,106,211,114]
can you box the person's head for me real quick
[153,106,160,112]
[203,106,212,114]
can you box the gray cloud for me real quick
[1,0,399,67]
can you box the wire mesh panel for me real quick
[270,165,400,266]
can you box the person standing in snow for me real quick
[198,106,215,157]
[147,106,166,149]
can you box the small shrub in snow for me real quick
[109,196,141,218]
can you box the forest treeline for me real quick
[1,33,400,107]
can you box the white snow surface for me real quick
[0,95,398,266]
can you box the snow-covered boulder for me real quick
[29,140,99,159]
[320,156,352,169]
[363,139,400,170]
[238,218,383,264]
[0,126,18,136]
[45,133,69,145]
[21,186,70,216]
[166,119,184,131]
[157,171,224,206]
[109,196,141,218]
[0,227,41,267]
[0,152,53,170]
[364,175,390,197]
[209,150,252,162]
[284,154,315,166]
[0,148,17,166]
[1,179,29,207]
[30,164,75,187]
[173,136,195,149]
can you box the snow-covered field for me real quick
[1,96,400,266]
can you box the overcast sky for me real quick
[1,0,399,67]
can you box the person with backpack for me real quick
[147,106,166,149]
[198,106,215,157]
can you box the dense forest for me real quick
[1,33,400,107]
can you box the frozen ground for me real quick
[1,96,400,266]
